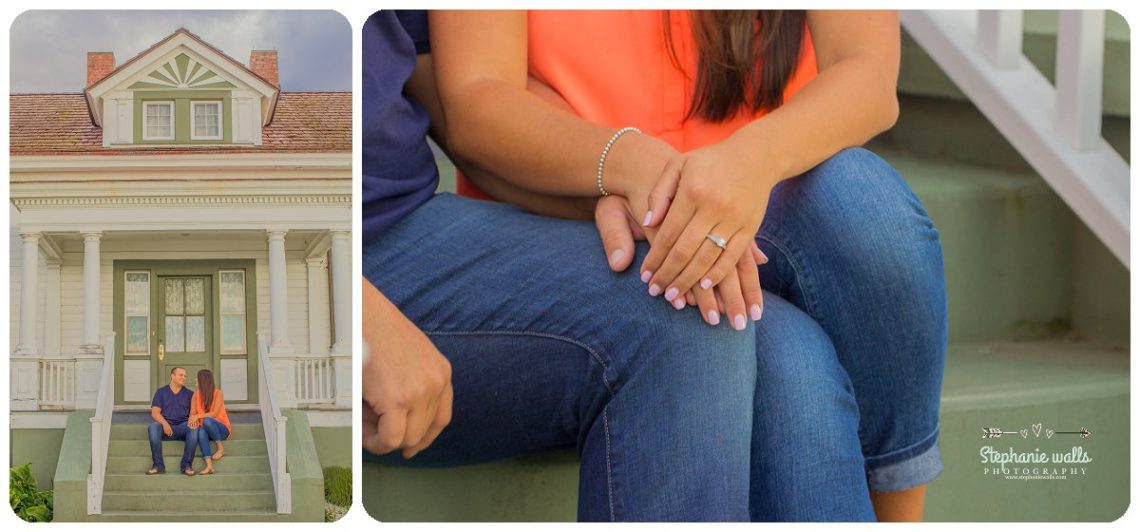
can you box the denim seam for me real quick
[603,406,617,522]
[756,232,827,331]
[863,423,941,469]
[422,329,617,397]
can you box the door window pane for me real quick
[185,278,204,314]
[165,316,185,352]
[185,316,205,352]
[219,270,246,354]
[164,279,184,314]
[126,316,148,353]
[221,315,245,352]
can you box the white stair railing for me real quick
[257,331,292,514]
[38,357,76,409]
[901,10,1129,268]
[86,332,115,515]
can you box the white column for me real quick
[44,258,62,356]
[15,232,41,355]
[267,229,293,354]
[80,231,103,353]
[329,230,352,354]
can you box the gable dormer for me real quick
[84,28,279,148]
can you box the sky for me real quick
[9,10,351,92]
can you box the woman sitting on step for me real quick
[189,369,231,476]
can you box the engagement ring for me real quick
[706,233,727,249]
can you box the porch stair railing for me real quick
[900,10,1129,268]
[258,331,292,514]
[86,332,116,515]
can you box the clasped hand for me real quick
[598,137,773,329]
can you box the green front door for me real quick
[155,276,213,386]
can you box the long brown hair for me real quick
[664,11,806,122]
[197,369,216,412]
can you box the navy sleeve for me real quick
[151,387,163,409]
[395,10,430,54]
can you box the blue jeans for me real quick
[148,421,199,472]
[750,147,947,519]
[364,147,945,521]
[197,417,230,461]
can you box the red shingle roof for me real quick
[9,91,350,155]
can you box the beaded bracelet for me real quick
[597,126,641,197]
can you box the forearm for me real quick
[429,10,665,199]
[725,11,900,185]
[150,408,166,425]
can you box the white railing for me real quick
[294,356,336,404]
[87,332,116,515]
[37,358,76,409]
[257,331,292,514]
[901,10,1129,268]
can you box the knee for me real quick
[754,299,856,415]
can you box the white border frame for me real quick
[190,100,223,140]
[141,100,175,141]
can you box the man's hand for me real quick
[362,278,454,459]
[163,423,173,437]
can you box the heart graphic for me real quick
[1032,423,1043,438]
[1046,429,1055,439]
[1019,429,1028,439]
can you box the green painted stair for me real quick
[94,412,289,522]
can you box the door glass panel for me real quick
[126,316,148,353]
[165,279,184,314]
[185,278,204,314]
[221,315,245,352]
[165,316,185,352]
[220,272,245,312]
[185,316,205,352]
[126,273,149,314]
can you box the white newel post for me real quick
[267,229,293,355]
[329,230,352,355]
[16,232,41,355]
[80,232,103,353]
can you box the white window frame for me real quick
[190,100,223,140]
[142,101,175,141]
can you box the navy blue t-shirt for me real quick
[151,385,193,425]
[362,10,439,242]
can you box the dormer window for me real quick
[143,101,174,140]
[192,101,222,140]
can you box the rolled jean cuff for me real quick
[864,426,943,493]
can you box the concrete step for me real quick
[899,10,1130,118]
[104,471,273,492]
[107,454,270,474]
[94,511,291,522]
[107,438,267,457]
[101,490,276,512]
[110,421,264,440]
[364,339,1128,522]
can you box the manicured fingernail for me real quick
[700,278,712,290]
[672,297,685,310]
[641,270,653,283]
[642,211,653,226]
[649,284,662,297]
[734,314,747,331]
[609,249,625,269]
[759,250,769,264]
[707,310,720,326]
[750,304,763,321]
[664,287,679,301]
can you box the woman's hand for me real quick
[639,139,775,327]
[595,177,768,330]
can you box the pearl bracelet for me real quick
[597,126,641,197]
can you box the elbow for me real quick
[877,90,900,134]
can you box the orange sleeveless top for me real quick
[192,389,231,433]
[456,10,818,198]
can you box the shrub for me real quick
[10,463,52,522]
[323,466,351,508]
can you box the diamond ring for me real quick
[705,233,727,249]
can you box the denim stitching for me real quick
[603,406,616,521]
[423,329,616,397]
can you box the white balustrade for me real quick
[37,358,76,409]
[87,332,116,515]
[258,331,292,514]
[294,357,336,404]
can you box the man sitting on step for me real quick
[146,367,199,476]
